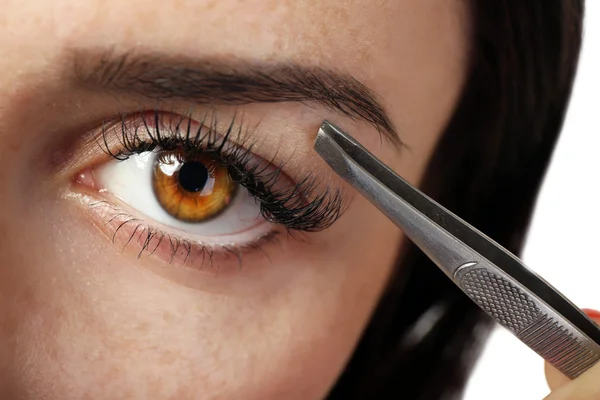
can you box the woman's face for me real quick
[0,1,469,399]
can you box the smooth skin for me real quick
[0,1,597,399]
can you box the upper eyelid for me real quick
[100,111,291,198]
[56,108,279,182]
[97,111,260,160]
[48,110,247,184]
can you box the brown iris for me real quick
[152,150,236,222]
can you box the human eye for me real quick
[73,110,343,270]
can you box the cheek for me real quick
[1,198,401,400]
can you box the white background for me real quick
[464,2,600,399]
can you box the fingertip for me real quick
[582,309,600,321]
[545,360,570,391]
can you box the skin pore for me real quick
[0,1,470,399]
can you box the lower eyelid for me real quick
[66,199,290,296]
[78,195,281,272]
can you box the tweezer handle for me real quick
[456,262,600,378]
[314,121,600,379]
[353,161,600,378]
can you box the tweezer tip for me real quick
[315,120,344,144]
[315,121,342,154]
[314,120,354,178]
[316,120,334,141]
[314,122,334,155]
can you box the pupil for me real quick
[178,162,209,193]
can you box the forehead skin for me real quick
[0,1,470,399]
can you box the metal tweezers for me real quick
[314,120,600,379]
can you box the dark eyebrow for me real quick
[72,50,401,146]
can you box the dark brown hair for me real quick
[327,1,585,399]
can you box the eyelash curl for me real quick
[99,110,345,233]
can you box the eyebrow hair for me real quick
[72,50,401,146]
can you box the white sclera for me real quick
[96,152,268,241]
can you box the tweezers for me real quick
[314,120,600,379]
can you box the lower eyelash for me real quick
[89,200,281,269]
[98,110,345,232]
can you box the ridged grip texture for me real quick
[519,315,600,378]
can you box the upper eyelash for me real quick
[98,110,345,232]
